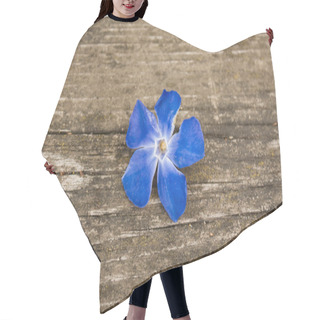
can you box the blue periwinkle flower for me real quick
[121,89,205,222]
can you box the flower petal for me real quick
[167,117,205,169]
[157,157,187,222]
[122,147,158,207]
[154,89,181,142]
[126,100,161,149]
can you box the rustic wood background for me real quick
[42,16,282,314]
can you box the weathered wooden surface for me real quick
[42,16,282,314]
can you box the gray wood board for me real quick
[42,16,282,314]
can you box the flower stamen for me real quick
[159,139,167,153]
[155,138,168,160]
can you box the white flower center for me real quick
[159,139,167,152]
[155,138,168,160]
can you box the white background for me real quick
[1,0,319,319]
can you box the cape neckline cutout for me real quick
[107,12,140,22]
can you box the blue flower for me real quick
[121,89,205,222]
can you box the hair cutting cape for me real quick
[42,15,282,314]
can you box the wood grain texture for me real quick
[42,16,282,314]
